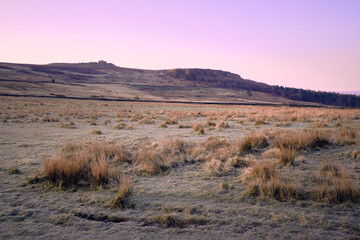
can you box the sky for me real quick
[1,0,359,92]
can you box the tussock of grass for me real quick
[276,145,297,166]
[246,178,298,201]
[43,142,130,188]
[272,129,330,150]
[351,149,360,159]
[138,117,154,124]
[205,121,216,127]
[91,155,112,188]
[164,118,178,125]
[313,121,328,128]
[59,121,75,129]
[91,129,102,135]
[112,175,133,209]
[7,165,20,175]
[159,122,168,128]
[336,126,358,145]
[134,148,168,175]
[240,160,278,184]
[193,123,205,135]
[146,215,208,227]
[113,123,126,129]
[241,159,298,201]
[236,132,268,154]
[313,164,360,203]
[215,121,229,131]
[204,158,229,176]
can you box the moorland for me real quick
[1,96,360,239]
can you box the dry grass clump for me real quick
[253,116,267,125]
[89,118,97,126]
[134,139,191,174]
[7,165,20,175]
[205,121,216,127]
[134,147,168,175]
[276,145,297,166]
[102,119,111,125]
[87,142,131,163]
[246,178,298,201]
[203,136,230,152]
[313,121,328,128]
[177,123,192,128]
[146,214,207,227]
[275,122,291,127]
[164,118,178,125]
[138,117,155,124]
[313,164,360,203]
[124,124,132,129]
[334,119,342,127]
[240,160,278,184]
[43,150,89,188]
[271,129,330,150]
[90,155,112,188]
[215,121,229,131]
[336,126,358,145]
[220,182,233,190]
[159,122,168,128]
[241,160,297,201]
[300,129,331,148]
[43,142,130,188]
[91,129,102,135]
[204,158,230,176]
[113,122,126,129]
[236,132,268,154]
[112,175,133,209]
[271,131,299,149]
[59,121,75,129]
[192,123,205,135]
[351,149,360,160]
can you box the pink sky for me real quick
[1,0,359,92]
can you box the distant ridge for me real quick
[0,61,360,108]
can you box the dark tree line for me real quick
[168,69,360,108]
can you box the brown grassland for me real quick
[1,96,360,239]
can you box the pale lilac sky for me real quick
[1,0,359,91]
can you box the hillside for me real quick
[0,61,359,107]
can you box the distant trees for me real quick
[169,69,360,108]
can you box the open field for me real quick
[1,96,360,239]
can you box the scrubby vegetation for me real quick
[2,97,360,239]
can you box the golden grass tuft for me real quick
[215,121,229,131]
[43,150,89,188]
[90,155,113,188]
[159,122,168,128]
[112,175,133,209]
[113,122,126,129]
[134,148,168,175]
[336,126,358,145]
[241,159,297,201]
[204,158,229,176]
[43,142,130,188]
[240,160,278,184]
[236,132,268,154]
[192,123,205,135]
[91,129,102,135]
[313,164,360,203]
[139,117,154,124]
[7,165,20,175]
[276,145,297,166]
[246,178,298,201]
